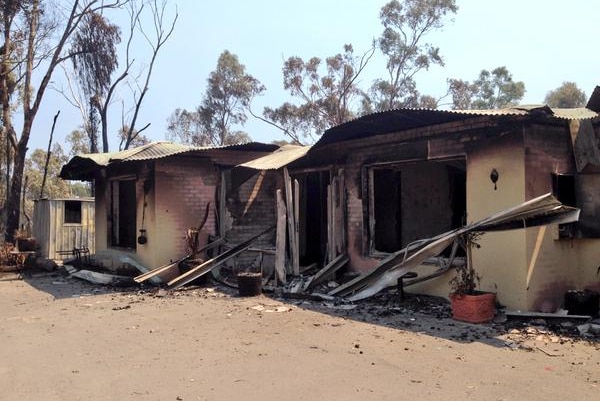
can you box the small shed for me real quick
[33,198,95,260]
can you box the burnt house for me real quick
[59,142,279,271]
[288,106,600,311]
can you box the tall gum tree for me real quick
[167,50,264,147]
[447,66,525,110]
[544,82,586,108]
[365,0,458,112]
[0,0,127,242]
[61,0,177,153]
[262,44,374,144]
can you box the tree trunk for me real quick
[100,104,108,153]
[5,140,27,242]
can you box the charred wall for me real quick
[224,170,278,269]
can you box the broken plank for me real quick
[247,248,276,255]
[294,178,300,276]
[326,182,334,263]
[337,169,346,252]
[299,262,318,274]
[167,227,275,290]
[305,253,349,291]
[275,189,287,285]
[283,167,299,276]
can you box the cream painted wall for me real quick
[522,125,600,311]
[575,239,600,293]
[523,217,600,312]
[92,159,217,269]
[404,133,530,306]
[523,216,600,310]
[133,167,155,268]
[94,173,108,252]
[524,226,579,311]
[465,132,528,309]
[149,158,217,268]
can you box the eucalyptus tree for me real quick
[65,0,177,153]
[365,0,458,111]
[70,11,121,153]
[0,0,127,242]
[167,50,263,146]
[262,44,374,144]
[447,66,525,110]
[544,82,586,108]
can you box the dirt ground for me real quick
[1,269,599,401]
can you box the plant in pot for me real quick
[449,232,496,324]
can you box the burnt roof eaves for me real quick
[509,104,598,120]
[59,154,108,181]
[34,197,95,202]
[315,108,490,148]
[314,106,599,148]
[236,145,311,170]
[108,141,191,162]
[215,142,280,152]
[60,141,280,181]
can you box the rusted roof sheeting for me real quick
[110,141,278,162]
[237,145,311,170]
[550,107,598,120]
[110,142,194,162]
[315,106,598,148]
[60,141,279,180]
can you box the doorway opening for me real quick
[110,180,137,249]
[295,170,330,266]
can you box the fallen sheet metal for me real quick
[133,257,186,284]
[134,238,224,284]
[167,227,275,290]
[334,193,579,301]
[65,264,134,286]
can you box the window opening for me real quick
[64,201,82,224]
[369,160,466,254]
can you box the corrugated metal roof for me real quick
[315,106,599,148]
[60,141,279,181]
[237,145,311,170]
[549,107,598,120]
[34,197,95,202]
[109,142,197,162]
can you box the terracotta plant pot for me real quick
[450,292,496,323]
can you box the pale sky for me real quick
[29,0,600,152]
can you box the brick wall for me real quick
[524,123,576,198]
[322,130,471,272]
[223,169,278,270]
[151,157,218,265]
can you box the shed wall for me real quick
[33,199,95,259]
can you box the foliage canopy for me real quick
[544,81,586,108]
